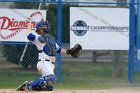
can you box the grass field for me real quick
[0,61,140,90]
[0,61,140,93]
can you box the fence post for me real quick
[128,0,135,83]
[57,0,62,82]
[136,0,140,72]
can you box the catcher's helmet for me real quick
[36,20,51,33]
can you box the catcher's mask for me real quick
[36,20,51,34]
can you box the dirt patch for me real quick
[0,88,140,93]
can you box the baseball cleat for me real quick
[24,81,29,92]
[16,81,28,91]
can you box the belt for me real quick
[38,50,43,53]
[38,59,55,64]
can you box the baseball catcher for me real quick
[16,20,82,91]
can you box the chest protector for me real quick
[42,35,57,56]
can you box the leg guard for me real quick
[28,78,44,91]
[47,85,53,91]
[43,74,56,84]
[28,74,55,91]
[43,74,56,91]
[16,81,28,91]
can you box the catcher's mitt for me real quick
[67,44,82,58]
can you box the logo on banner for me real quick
[71,20,89,36]
[0,11,43,40]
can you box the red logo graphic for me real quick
[0,11,43,40]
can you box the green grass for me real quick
[57,62,133,89]
[0,62,140,89]
[0,68,39,88]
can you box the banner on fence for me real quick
[70,7,129,50]
[0,9,46,42]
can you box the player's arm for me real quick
[56,44,70,54]
[60,48,67,54]
[27,33,36,41]
[58,44,82,58]
[26,22,36,42]
[27,34,46,47]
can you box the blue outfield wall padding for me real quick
[0,0,58,3]
[0,0,130,5]
[136,0,140,72]
[128,0,135,83]
[57,0,62,83]
[0,42,33,45]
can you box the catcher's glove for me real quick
[66,44,82,58]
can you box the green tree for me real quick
[46,4,70,43]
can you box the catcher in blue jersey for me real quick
[16,20,82,91]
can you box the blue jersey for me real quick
[27,33,61,61]
[42,35,57,56]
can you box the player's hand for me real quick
[27,22,33,32]
[26,22,33,35]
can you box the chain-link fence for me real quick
[0,0,139,89]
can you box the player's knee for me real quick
[43,74,56,84]
[43,74,55,91]
[49,74,56,83]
